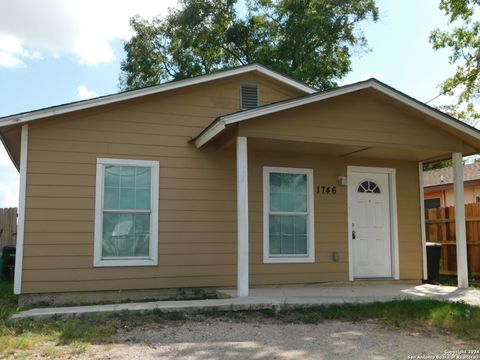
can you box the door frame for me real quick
[347,166,400,281]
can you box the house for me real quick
[0,64,477,306]
[424,162,480,208]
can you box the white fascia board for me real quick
[222,82,370,125]
[368,82,480,141]
[195,121,226,148]
[0,64,315,129]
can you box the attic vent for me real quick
[240,84,259,110]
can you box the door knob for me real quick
[352,230,356,239]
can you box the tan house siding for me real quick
[238,90,465,155]
[247,151,421,284]
[21,73,304,294]
[19,74,430,294]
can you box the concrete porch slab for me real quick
[218,283,480,306]
[10,283,480,321]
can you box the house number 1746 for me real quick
[317,186,337,194]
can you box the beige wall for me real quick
[21,73,422,294]
[238,89,466,156]
[247,152,422,284]
[22,72,305,294]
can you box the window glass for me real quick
[267,170,311,259]
[104,165,151,210]
[101,164,152,260]
[269,173,307,212]
[269,214,307,255]
[357,180,381,194]
[102,213,150,257]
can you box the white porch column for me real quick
[418,162,428,281]
[236,136,249,297]
[452,152,469,288]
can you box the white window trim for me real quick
[94,158,159,267]
[263,166,315,264]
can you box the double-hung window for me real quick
[94,158,159,267]
[263,167,314,263]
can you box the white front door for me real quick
[349,170,392,278]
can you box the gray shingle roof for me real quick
[423,162,480,187]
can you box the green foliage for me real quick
[266,300,480,339]
[119,0,379,90]
[430,0,480,123]
[423,159,453,171]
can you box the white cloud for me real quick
[0,51,25,68]
[77,85,98,100]
[0,0,178,66]
[0,146,18,208]
[0,34,42,68]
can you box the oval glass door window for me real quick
[357,180,381,193]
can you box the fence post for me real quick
[0,208,17,247]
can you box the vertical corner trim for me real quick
[14,124,28,295]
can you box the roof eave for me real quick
[0,64,316,129]
[194,79,480,148]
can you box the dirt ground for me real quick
[72,320,477,360]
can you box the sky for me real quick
[0,0,463,207]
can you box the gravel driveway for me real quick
[76,320,476,360]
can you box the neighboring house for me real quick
[424,162,480,208]
[0,64,478,305]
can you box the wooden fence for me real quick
[0,208,17,247]
[425,203,480,276]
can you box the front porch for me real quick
[11,283,480,321]
[194,81,479,297]
[218,282,480,306]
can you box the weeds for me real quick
[0,282,479,358]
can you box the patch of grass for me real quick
[70,341,87,355]
[58,320,116,344]
[1,278,480,358]
[40,345,64,358]
[164,311,187,321]
[254,300,480,340]
[0,283,116,357]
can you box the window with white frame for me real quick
[94,158,159,267]
[263,167,315,263]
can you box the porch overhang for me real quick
[194,79,480,295]
[193,79,480,163]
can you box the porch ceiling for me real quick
[246,138,454,162]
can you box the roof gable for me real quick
[0,64,316,129]
[194,79,480,149]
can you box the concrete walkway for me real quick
[10,283,480,321]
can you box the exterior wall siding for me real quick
[22,73,303,293]
[21,74,424,294]
[247,151,422,284]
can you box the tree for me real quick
[430,0,480,125]
[119,0,379,91]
